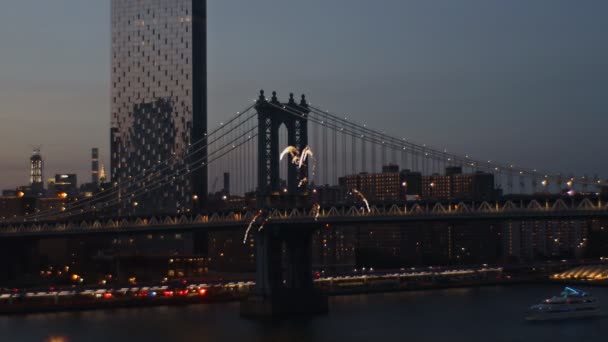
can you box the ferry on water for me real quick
[526,287,601,321]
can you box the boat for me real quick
[526,287,601,321]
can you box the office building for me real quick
[111,0,207,213]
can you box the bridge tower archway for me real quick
[256,90,309,204]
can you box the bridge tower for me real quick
[241,91,326,317]
[255,90,309,206]
[241,223,328,318]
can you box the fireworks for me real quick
[258,216,270,232]
[351,189,371,213]
[280,145,315,169]
[243,210,263,244]
[280,145,317,187]
[311,203,321,221]
[280,146,299,162]
[298,146,314,169]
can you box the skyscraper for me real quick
[29,149,43,195]
[91,148,99,186]
[111,0,207,213]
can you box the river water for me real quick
[1,284,606,342]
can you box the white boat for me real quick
[526,287,601,321]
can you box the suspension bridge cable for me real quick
[18,105,257,222]
[306,105,594,189]
[49,128,259,221]
[27,115,257,222]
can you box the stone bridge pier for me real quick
[240,224,328,318]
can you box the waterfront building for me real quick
[111,0,207,214]
[342,165,402,202]
[208,231,256,272]
[503,219,589,263]
[422,167,498,200]
[399,169,422,198]
[312,225,357,273]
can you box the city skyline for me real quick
[3,1,608,333]
[2,0,608,191]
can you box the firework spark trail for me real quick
[280,145,316,186]
[311,203,321,221]
[298,146,314,169]
[258,217,270,232]
[309,161,317,183]
[299,146,317,183]
[242,210,263,244]
[280,146,299,161]
[352,189,371,213]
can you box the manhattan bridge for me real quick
[2,90,607,315]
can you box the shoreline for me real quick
[0,277,558,316]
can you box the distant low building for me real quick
[315,185,348,207]
[399,169,422,198]
[0,195,60,219]
[341,165,402,202]
[422,167,499,200]
[53,174,78,198]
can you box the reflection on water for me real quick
[45,336,69,342]
[2,284,607,342]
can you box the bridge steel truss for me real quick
[2,198,608,238]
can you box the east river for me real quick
[2,284,607,342]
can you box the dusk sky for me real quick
[1,0,607,191]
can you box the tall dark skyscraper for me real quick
[110,0,207,213]
[91,148,99,186]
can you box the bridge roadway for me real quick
[1,198,607,239]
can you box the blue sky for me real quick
[1,0,607,190]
